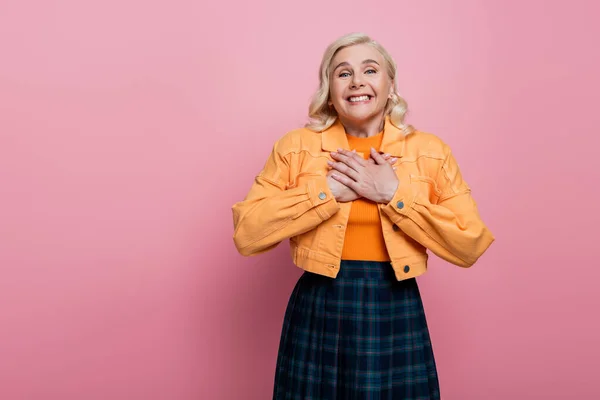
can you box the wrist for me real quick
[379,193,393,204]
[379,182,399,204]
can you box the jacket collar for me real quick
[320,116,405,157]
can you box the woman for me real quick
[232,32,494,399]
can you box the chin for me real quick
[345,111,381,122]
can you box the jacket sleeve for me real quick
[232,140,340,256]
[381,148,494,267]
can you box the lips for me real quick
[347,95,372,102]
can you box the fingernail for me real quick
[391,157,397,162]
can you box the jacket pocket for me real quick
[409,174,442,204]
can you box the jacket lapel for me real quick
[320,119,350,152]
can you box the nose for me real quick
[351,73,364,88]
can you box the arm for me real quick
[232,140,340,256]
[381,148,495,267]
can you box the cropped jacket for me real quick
[232,117,494,280]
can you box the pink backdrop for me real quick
[1,0,599,399]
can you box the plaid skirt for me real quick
[273,260,440,400]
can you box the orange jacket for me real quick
[232,117,495,280]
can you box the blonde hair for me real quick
[305,32,414,135]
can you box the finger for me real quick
[379,153,398,165]
[370,147,387,165]
[327,160,360,181]
[336,149,367,166]
[378,153,396,162]
[331,151,362,172]
[370,156,395,165]
[331,172,358,191]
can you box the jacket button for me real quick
[393,224,399,231]
[403,265,410,273]
[318,192,327,200]
[396,201,404,209]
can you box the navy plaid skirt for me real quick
[273,260,440,400]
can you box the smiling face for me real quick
[328,44,393,128]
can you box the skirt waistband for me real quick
[336,260,397,280]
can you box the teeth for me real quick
[349,95,370,102]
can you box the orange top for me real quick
[341,132,391,262]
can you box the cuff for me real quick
[381,182,417,224]
[308,175,339,220]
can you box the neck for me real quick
[339,113,385,138]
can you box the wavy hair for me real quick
[305,32,414,135]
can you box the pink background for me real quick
[1,0,599,399]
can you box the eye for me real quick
[339,72,351,78]
[365,69,377,74]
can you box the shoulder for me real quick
[271,126,322,156]
[404,129,452,159]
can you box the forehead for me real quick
[330,44,384,68]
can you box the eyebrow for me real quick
[333,59,380,72]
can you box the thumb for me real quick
[370,147,386,165]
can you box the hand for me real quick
[328,148,399,204]
[370,152,398,170]
[325,150,397,203]
[326,169,360,202]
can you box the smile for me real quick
[347,95,372,103]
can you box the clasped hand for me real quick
[326,148,399,204]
